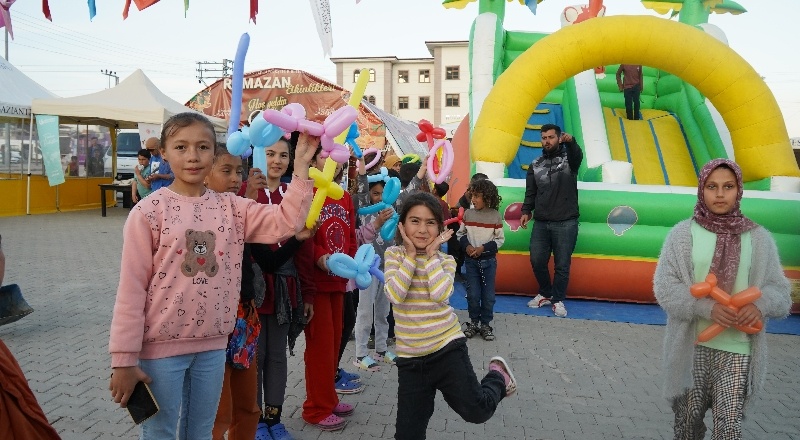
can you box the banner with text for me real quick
[35,114,65,186]
[186,68,386,152]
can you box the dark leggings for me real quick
[337,290,357,366]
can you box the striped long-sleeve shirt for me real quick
[384,246,465,358]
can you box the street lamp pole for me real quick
[100,69,119,88]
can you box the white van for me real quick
[104,129,142,179]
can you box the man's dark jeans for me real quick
[529,218,579,303]
[624,84,642,120]
[394,339,505,439]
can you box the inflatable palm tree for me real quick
[641,0,746,25]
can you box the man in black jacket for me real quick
[519,124,583,317]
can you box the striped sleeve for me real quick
[424,254,455,303]
[384,246,417,305]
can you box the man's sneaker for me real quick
[462,321,479,338]
[527,294,551,308]
[334,375,364,394]
[488,356,518,397]
[480,324,495,341]
[552,301,567,318]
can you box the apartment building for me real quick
[331,41,468,135]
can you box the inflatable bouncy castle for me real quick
[446,0,800,310]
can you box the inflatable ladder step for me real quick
[525,124,543,130]
[532,109,550,114]
[520,140,542,148]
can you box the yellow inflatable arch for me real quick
[471,15,800,182]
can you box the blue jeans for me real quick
[529,218,579,303]
[464,257,497,325]
[139,350,225,440]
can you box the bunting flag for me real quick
[122,0,160,20]
[308,0,333,56]
[42,0,51,20]
[250,0,258,23]
[524,0,539,14]
[88,0,97,20]
[0,0,16,39]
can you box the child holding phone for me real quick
[108,113,317,440]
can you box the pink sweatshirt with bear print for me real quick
[109,180,312,368]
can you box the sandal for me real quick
[337,367,361,383]
[373,351,396,365]
[333,401,354,417]
[335,375,365,394]
[353,355,381,372]
[311,413,346,431]
[267,423,294,440]
[255,422,273,440]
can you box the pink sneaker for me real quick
[333,402,354,417]
[488,356,518,397]
[312,413,346,431]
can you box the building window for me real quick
[369,68,376,82]
[446,66,460,80]
[445,94,460,107]
[419,96,430,109]
[353,69,360,83]
[419,69,430,83]
[368,95,376,105]
[398,70,409,83]
[398,97,409,110]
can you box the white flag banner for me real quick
[308,0,333,56]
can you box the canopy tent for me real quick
[31,69,227,130]
[1,57,57,172]
[0,57,57,119]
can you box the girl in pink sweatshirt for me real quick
[108,112,317,440]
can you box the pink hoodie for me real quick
[108,180,312,367]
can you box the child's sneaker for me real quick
[488,356,518,397]
[311,414,346,431]
[552,301,567,318]
[335,375,364,394]
[337,367,361,383]
[462,321,479,338]
[527,294,551,308]
[373,351,396,365]
[480,324,495,341]
[367,334,375,349]
[353,355,381,372]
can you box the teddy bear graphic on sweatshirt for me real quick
[181,229,219,277]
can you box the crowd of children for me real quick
[107,112,790,440]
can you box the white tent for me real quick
[31,69,227,130]
[0,57,57,119]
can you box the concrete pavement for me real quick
[1,207,798,439]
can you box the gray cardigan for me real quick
[653,220,792,404]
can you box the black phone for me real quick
[127,381,159,425]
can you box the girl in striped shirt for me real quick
[384,193,518,440]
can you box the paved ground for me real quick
[1,207,798,440]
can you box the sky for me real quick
[5,0,800,136]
